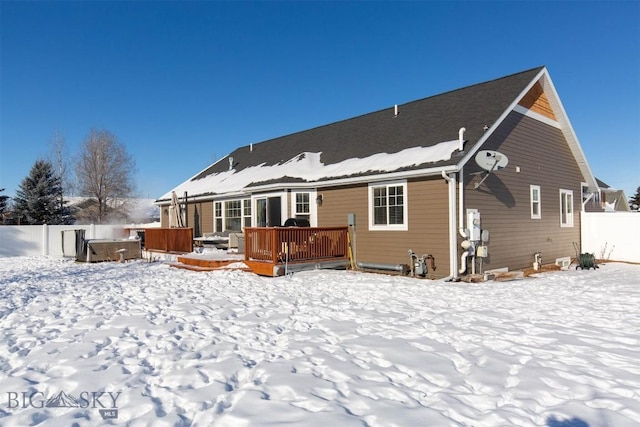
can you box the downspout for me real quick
[458,127,467,239]
[459,166,466,238]
[440,128,468,280]
[441,171,458,280]
[460,242,471,275]
[457,169,472,275]
[457,127,469,275]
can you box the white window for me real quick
[560,189,574,227]
[368,181,408,231]
[225,200,242,231]
[530,185,541,219]
[215,198,252,232]
[214,202,223,232]
[291,189,317,226]
[243,199,251,228]
[294,192,311,221]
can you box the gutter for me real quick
[155,190,252,205]
[159,165,460,204]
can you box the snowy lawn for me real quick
[0,257,639,427]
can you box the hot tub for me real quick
[76,238,141,262]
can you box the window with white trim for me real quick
[214,202,222,232]
[530,185,541,219]
[215,198,251,232]
[243,199,251,228]
[368,181,408,230]
[225,200,242,231]
[560,189,574,227]
[294,192,311,221]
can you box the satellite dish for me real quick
[473,150,509,189]
[475,150,509,171]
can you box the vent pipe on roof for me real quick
[394,104,398,117]
[459,127,466,151]
[250,143,253,152]
[229,157,233,171]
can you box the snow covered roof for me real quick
[159,67,546,201]
[162,140,461,200]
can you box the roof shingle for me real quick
[167,67,544,199]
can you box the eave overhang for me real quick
[456,67,599,193]
[155,164,459,205]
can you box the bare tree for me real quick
[75,128,136,223]
[47,129,74,223]
[48,129,72,194]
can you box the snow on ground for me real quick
[0,257,639,427]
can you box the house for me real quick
[583,179,630,212]
[69,197,161,224]
[156,66,599,279]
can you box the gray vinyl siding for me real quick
[464,112,583,271]
[160,204,169,228]
[317,178,450,277]
[186,201,213,237]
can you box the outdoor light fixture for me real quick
[316,194,323,206]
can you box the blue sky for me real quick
[1,1,639,201]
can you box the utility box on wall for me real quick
[476,245,489,258]
[347,213,356,227]
[466,209,481,241]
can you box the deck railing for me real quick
[244,227,348,264]
[145,227,193,253]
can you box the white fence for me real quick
[1,216,637,263]
[581,212,640,263]
[0,224,132,258]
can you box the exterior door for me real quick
[256,199,267,227]
[267,197,281,226]
[255,196,282,227]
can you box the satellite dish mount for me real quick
[472,150,509,189]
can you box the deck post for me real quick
[271,228,277,264]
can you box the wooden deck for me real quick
[244,227,350,276]
[168,227,350,276]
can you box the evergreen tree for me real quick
[0,188,9,223]
[630,186,640,211]
[13,160,71,224]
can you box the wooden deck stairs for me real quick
[170,255,253,273]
